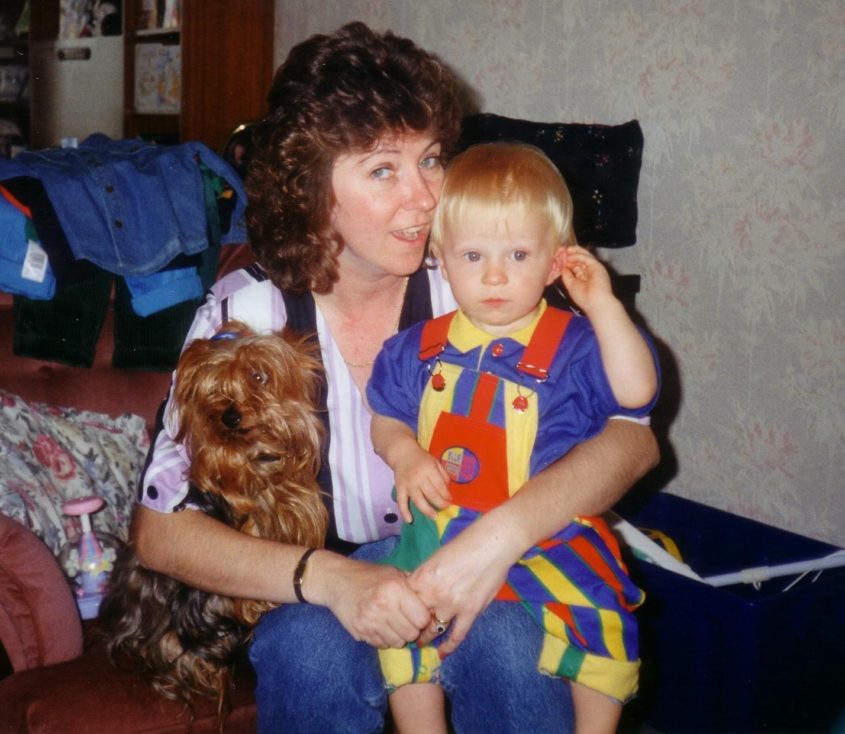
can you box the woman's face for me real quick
[330,132,444,280]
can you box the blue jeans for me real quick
[249,538,574,733]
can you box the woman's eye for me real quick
[420,154,442,170]
[370,166,392,180]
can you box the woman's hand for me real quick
[408,508,527,657]
[309,552,432,649]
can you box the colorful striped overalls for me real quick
[378,307,643,702]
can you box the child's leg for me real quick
[389,682,448,734]
[571,680,622,734]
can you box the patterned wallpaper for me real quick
[275,1,844,548]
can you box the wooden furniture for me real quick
[0,0,30,153]
[18,0,272,152]
[123,0,274,151]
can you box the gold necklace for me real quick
[342,277,408,368]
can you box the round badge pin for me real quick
[439,446,480,483]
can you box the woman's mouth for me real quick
[393,225,427,243]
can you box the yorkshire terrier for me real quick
[98,321,328,717]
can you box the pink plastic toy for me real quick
[62,495,115,618]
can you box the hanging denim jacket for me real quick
[0,133,247,277]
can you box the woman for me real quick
[132,22,658,733]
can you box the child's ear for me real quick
[546,246,567,285]
[431,247,451,282]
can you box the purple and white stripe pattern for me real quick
[140,266,456,543]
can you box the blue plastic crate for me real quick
[618,492,845,733]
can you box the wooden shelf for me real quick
[123,0,274,151]
[5,0,273,152]
[134,28,180,38]
[0,42,27,62]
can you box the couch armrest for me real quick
[0,643,256,734]
[0,513,83,673]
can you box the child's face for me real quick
[436,211,562,337]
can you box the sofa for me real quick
[0,243,259,733]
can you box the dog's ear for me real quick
[173,338,228,405]
[279,329,323,393]
[259,334,324,442]
[173,321,256,406]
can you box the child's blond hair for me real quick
[430,142,575,256]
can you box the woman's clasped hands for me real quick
[319,554,432,649]
[409,506,524,657]
[382,438,528,656]
[321,479,522,659]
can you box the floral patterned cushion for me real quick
[0,390,149,557]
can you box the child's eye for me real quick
[513,250,528,261]
[464,251,481,262]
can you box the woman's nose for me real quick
[404,171,438,211]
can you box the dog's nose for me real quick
[222,405,242,429]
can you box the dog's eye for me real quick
[251,371,268,385]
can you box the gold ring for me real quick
[433,616,449,634]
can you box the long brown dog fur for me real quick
[98,321,328,718]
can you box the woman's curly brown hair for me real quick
[245,22,464,294]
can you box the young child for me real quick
[367,142,659,734]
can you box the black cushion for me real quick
[458,114,644,247]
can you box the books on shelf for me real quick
[137,0,181,32]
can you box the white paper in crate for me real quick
[607,511,703,581]
[608,511,845,588]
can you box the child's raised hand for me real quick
[392,445,452,523]
[559,244,615,315]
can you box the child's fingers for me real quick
[436,461,452,489]
[564,245,599,267]
[560,268,585,290]
[562,249,611,292]
[565,243,592,258]
[409,485,439,520]
[396,488,414,524]
[426,474,452,510]
[563,255,595,275]
[410,471,452,519]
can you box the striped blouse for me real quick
[139,263,457,544]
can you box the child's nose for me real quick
[483,264,507,285]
